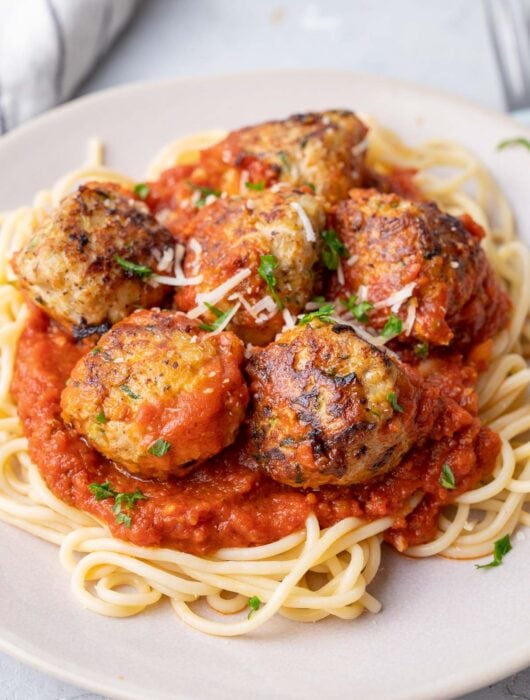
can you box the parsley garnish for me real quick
[414,342,429,359]
[121,385,140,400]
[381,313,402,338]
[245,180,265,191]
[312,295,326,303]
[90,346,102,356]
[114,255,153,278]
[343,295,373,323]
[199,302,235,332]
[497,137,530,152]
[321,229,348,271]
[305,182,316,192]
[475,534,512,569]
[278,150,290,171]
[247,595,262,619]
[187,182,221,208]
[387,392,404,413]
[148,438,171,457]
[88,481,147,529]
[439,463,456,490]
[95,410,108,424]
[134,183,150,200]
[258,254,283,309]
[298,303,335,325]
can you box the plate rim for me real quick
[1,68,529,700]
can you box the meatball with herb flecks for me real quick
[60,309,248,480]
[244,320,422,488]
[330,189,511,349]
[13,183,176,337]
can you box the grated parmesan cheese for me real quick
[373,282,416,313]
[151,243,203,287]
[188,268,252,318]
[403,299,417,336]
[346,254,359,267]
[450,261,459,269]
[282,308,295,328]
[290,202,316,242]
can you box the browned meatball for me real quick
[199,110,368,205]
[175,187,325,345]
[14,183,175,336]
[244,320,421,488]
[61,309,248,480]
[330,189,511,348]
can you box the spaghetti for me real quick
[0,122,529,636]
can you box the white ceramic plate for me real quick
[1,71,529,700]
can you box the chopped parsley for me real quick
[90,346,102,356]
[95,410,108,424]
[278,150,290,171]
[120,385,140,400]
[343,295,373,323]
[199,302,235,332]
[497,137,530,152]
[245,180,265,191]
[148,438,172,457]
[312,295,326,303]
[381,313,402,339]
[114,255,153,279]
[187,182,221,208]
[414,342,429,359]
[298,303,335,325]
[321,229,348,271]
[439,463,456,490]
[134,183,150,200]
[305,182,316,193]
[247,595,262,619]
[88,481,147,529]
[475,534,512,570]
[258,254,283,309]
[387,392,403,413]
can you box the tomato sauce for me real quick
[11,308,500,555]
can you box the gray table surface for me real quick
[1,1,529,698]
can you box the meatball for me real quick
[244,320,421,488]
[14,183,175,336]
[199,110,368,205]
[175,187,325,345]
[331,189,511,347]
[60,309,248,480]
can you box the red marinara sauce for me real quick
[11,307,500,555]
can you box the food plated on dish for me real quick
[1,108,529,637]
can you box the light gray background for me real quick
[1,1,529,698]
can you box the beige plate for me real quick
[1,70,530,700]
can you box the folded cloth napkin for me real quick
[0,0,139,133]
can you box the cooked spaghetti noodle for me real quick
[0,122,529,636]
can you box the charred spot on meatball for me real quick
[244,320,421,488]
[330,189,511,348]
[60,309,249,480]
[13,183,177,333]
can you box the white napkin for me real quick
[0,0,139,133]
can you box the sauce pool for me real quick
[11,308,500,555]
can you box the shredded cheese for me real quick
[290,202,316,242]
[151,243,203,287]
[373,282,416,312]
[346,254,359,267]
[188,268,252,318]
[403,299,417,336]
[282,308,295,328]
